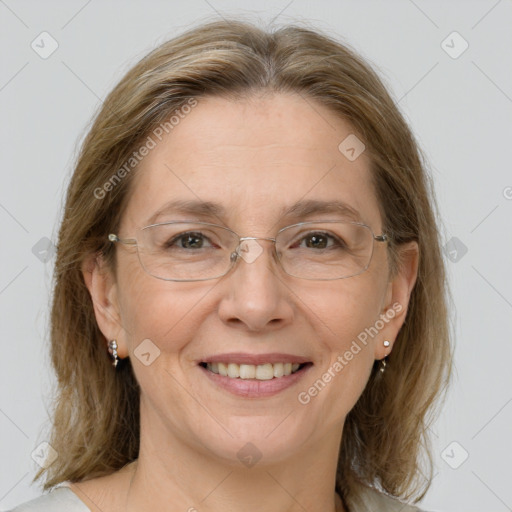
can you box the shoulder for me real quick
[347,485,431,512]
[5,486,90,512]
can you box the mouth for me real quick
[197,361,314,398]
[198,361,312,380]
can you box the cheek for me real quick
[117,256,213,358]
[318,285,379,378]
[288,276,384,351]
[289,278,382,411]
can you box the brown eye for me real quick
[304,233,329,249]
[165,232,213,250]
[179,234,204,249]
[296,232,345,250]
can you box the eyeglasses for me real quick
[108,220,389,282]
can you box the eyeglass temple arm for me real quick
[108,234,137,245]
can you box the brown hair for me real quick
[35,18,452,505]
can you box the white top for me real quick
[6,482,430,511]
[5,486,88,511]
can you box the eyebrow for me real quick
[284,199,362,223]
[146,199,226,225]
[145,198,363,225]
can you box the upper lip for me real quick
[198,353,312,365]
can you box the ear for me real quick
[374,241,419,360]
[81,252,129,359]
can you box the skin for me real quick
[78,92,418,512]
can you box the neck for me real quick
[124,404,346,512]
[126,461,345,512]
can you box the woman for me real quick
[9,19,451,512]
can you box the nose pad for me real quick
[235,239,264,264]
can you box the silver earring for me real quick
[108,340,119,368]
[380,340,391,373]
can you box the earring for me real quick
[108,340,119,368]
[380,340,391,373]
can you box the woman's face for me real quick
[87,92,416,467]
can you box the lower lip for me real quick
[198,363,314,398]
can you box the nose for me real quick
[217,238,294,332]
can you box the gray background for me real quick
[1,1,511,511]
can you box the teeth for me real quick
[206,362,302,380]
[227,363,239,378]
[240,364,255,379]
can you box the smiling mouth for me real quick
[199,362,312,380]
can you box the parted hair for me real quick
[35,18,452,505]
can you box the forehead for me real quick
[122,93,381,232]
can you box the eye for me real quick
[165,232,215,250]
[296,231,345,250]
